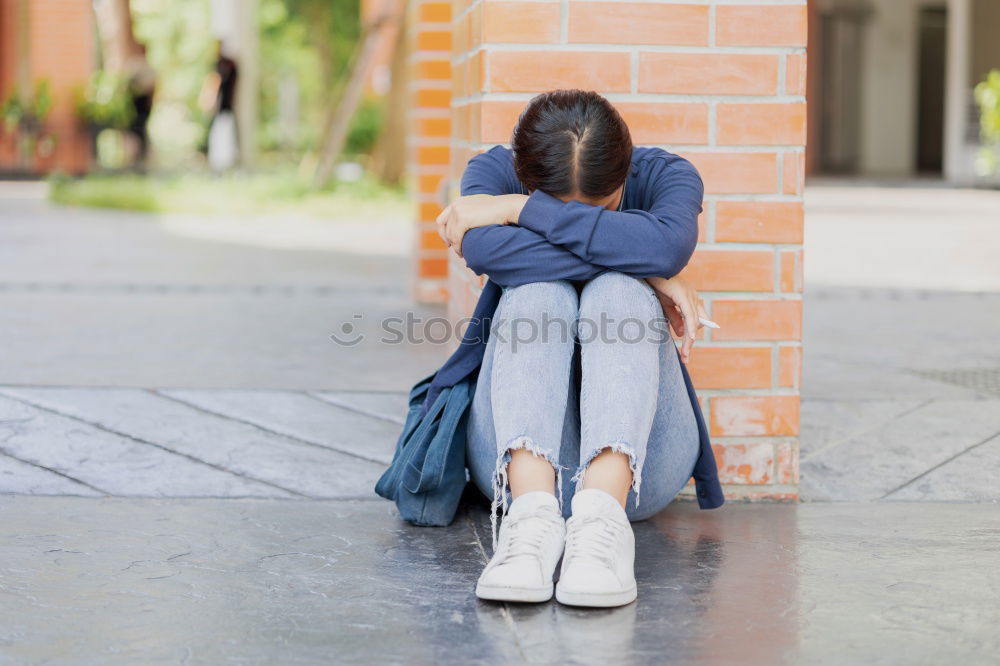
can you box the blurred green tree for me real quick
[130,0,214,165]
[974,69,1000,177]
[87,0,391,176]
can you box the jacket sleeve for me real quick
[515,156,703,278]
[458,149,605,287]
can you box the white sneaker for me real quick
[475,491,566,603]
[555,488,637,607]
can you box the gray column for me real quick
[943,0,971,183]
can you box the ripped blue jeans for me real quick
[466,271,701,548]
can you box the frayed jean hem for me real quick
[489,435,565,553]
[569,441,643,510]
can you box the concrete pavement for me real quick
[3,498,998,665]
[800,184,1000,502]
[0,186,450,390]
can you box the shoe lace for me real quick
[564,514,625,569]
[495,508,560,564]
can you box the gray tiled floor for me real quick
[799,287,1000,502]
[0,386,394,499]
[1,497,998,665]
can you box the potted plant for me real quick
[0,79,54,172]
[74,70,136,161]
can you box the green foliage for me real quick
[51,172,159,211]
[281,0,360,87]
[1,80,53,131]
[258,0,324,151]
[974,69,1000,176]
[94,129,130,169]
[82,0,380,169]
[1,80,56,163]
[35,80,54,120]
[129,0,215,165]
[345,96,384,156]
[258,0,363,154]
[74,71,136,129]
[0,95,23,132]
[48,168,410,220]
[975,69,1000,139]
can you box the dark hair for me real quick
[511,89,632,199]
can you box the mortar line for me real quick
[303,391,405,425]
[0,391,309,498]
[0,447,108,495]
[880,429,1000,500]
[150,390,390,466]
[800,398,935,463]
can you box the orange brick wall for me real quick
[408,1,453,303]
[0,0,94,174]
[412,0,806,502]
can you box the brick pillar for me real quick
[407,1,452,304]
[447,0,806,502]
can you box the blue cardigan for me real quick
[423,144,725,510]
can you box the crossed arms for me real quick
[446,148,704,288]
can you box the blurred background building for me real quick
[2,0,999,183]
[808,0,1000,183]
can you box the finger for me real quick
[679,300,698,362]
[437,208,453,246]
[696,302,709,331]
[450,222,464,258]
[442,209,457,245]
[435,204,451,228]
[666,304,684,339]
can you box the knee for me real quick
[579,272,659,322]
[497,280,578,324]
[494,280,578,349]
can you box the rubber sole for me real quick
[475,581,554,603]
[555,583,637,608]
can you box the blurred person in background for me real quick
[125,42,156,171]
[200,40,239,172]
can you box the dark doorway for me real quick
[818,5,870,174]
[916,7,947,174]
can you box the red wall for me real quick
[0,0,94,174]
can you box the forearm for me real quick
[466,194,693,278]
[505,194,529,223]
[460,224,606,287]
[459,196,694,285]
[516,194,697,277]
[453,149,695,283]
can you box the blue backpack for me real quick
[374,373,474,527]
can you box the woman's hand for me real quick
[645,274,708,364]
[436,194,528,257]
